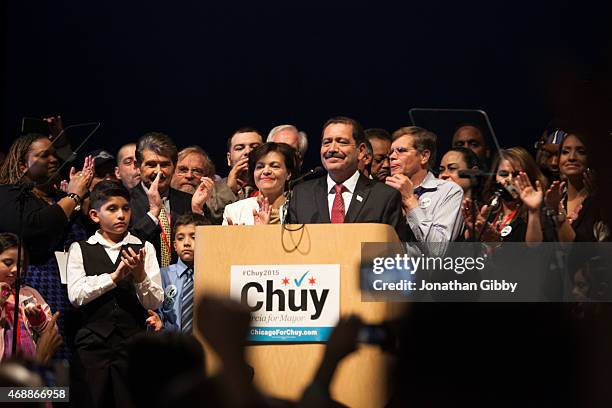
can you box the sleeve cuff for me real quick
[405,206,425,227]
[134,275,152,290]
[100,274,118,291]
[147,212,158,223]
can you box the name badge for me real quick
[419,197,431,209]
[500,225,513,237]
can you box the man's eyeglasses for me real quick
[388,146,418,156]
[177,166,206,178]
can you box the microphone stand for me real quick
[282,167,324,225]
[468,174,479,242]
[11,121,100,357]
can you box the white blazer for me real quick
[222,197,287,225]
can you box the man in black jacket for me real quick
[288,117,410,241]
[129,132,210,266]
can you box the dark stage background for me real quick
[2,1,610,173]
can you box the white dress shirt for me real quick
[326,170,360,219]
[67,231,164,310]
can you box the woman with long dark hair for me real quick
[544,133,609,242]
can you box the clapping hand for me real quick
[253,196,271,225]
[461,197,500,242]
[191,176,214,214]
[583,168,596,197]
[121,247,147,283]
[67,155,94,198]
[545,180,566,211]
[110,258,131,283]
[516,171,543,211]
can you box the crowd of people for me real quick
[0,114,610,407]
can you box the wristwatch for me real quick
[67,193,82,211]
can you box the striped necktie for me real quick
[158,205,171,268]
[181,268,194,333]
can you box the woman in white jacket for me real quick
[223,142,296,225]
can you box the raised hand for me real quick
[385,173,418,211]
[44,115,64,142]
[253,196,271,225]
[516,171,543,211]
[147,172,163,218]
[324,315,362,363]
[545,180,565,211]
[67,155,94,198]
[35,311,63,364]
[196,297,251,361]
[56,179,69,193]
[146,309,162,332]
[191,176,214,214]
[226,157,249,194]
[121,247,147,283]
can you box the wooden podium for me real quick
[195,223,404,408]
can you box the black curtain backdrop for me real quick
[2,1,610,173]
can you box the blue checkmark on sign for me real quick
[294,271,309,287]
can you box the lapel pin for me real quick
[356,195,363,202]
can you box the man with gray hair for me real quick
[171,145,216,194]
[267,124,308,169]
[386,126,463,242]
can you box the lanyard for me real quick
[496,208,518,232]
[159,211,172,255]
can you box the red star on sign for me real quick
[281,277,290,286]
[308,277,316,285]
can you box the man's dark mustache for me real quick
[324,151,345,159]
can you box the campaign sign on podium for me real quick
[229,264,340,342]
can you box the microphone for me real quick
[488,184,505,210]
[288,166,325,189]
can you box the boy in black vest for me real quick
[67,180,164,408]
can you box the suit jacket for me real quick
[205,177,238,225]
[129,184,193,264]
[287,173,413,241]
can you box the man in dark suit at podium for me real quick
[288,116,410,241]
